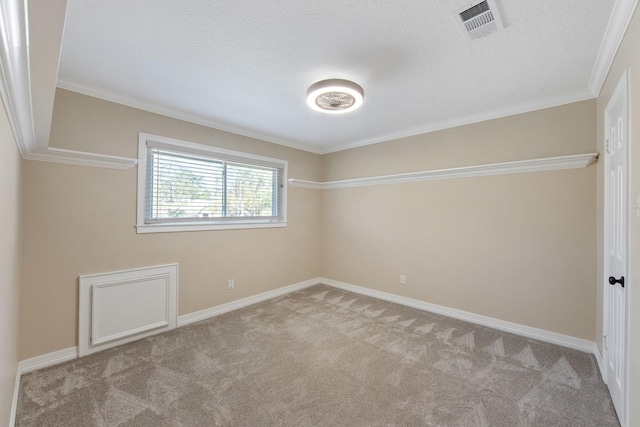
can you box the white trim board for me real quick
[594,343,605,381]
[0,0,138,170]
[9,277,318,425]
[24,147,137,170]
[289,153,599,190]
[15,276,602,368]
[0,0,35,158]
[588,0,639,96]
[12,277,319,373]
[177,278,319,327]
[9,366,21,427]
[319,278,597,354]
[18,346,79,375]
[11,346,79,426]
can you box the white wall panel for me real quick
[79,264,178,356]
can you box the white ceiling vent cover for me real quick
[455,0,504,40]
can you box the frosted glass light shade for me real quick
[306,79,364,114]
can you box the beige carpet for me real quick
[17,284,619,426]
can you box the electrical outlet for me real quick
[228,279,234,290]
[400,275,406,285]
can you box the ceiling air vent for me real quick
[455,0,504,40]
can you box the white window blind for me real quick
[137,134,287,233]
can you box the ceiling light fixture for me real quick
[306,79,364,114]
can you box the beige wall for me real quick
[322,100,597,340]
[596,6,640,426]
[322,101,596,182]
[20,90,600,359]
[0,99,22,423]
[19,89,322,359]
[21,90,600,351]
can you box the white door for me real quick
[604,70,629,426]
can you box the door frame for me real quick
[602,68,630,426]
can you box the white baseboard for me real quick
[11,346,79,426]
[14,278,320,380]
[593,342,605,379]
[9,366,20,427]
[12,276,601,426]
[9,278,320,425]
[18,347,79,375]
[17,277,599,370]
[319,277,597,354]
[177,277,320,327]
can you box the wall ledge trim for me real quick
[289,153,599,190]
[24,147,138,170]
[319,278,597,354]
[287,179,324,190]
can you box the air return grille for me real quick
[455,0,504,40]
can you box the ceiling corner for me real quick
[588,0,639,96]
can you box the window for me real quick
[137,133,287,233]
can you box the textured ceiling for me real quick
[57,0,616,153]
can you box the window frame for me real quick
[136,133,287,233]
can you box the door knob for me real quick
[608,276,625,288]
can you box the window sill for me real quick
[136,221,287,234]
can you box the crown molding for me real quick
[56,78,324,155]
[0,0,137,170]
[288,153,598,190]
[588,0,639,96]
[58,77,596,157]
[318,90,595,154]
[0,0,36,157]
[4,0,630,161]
